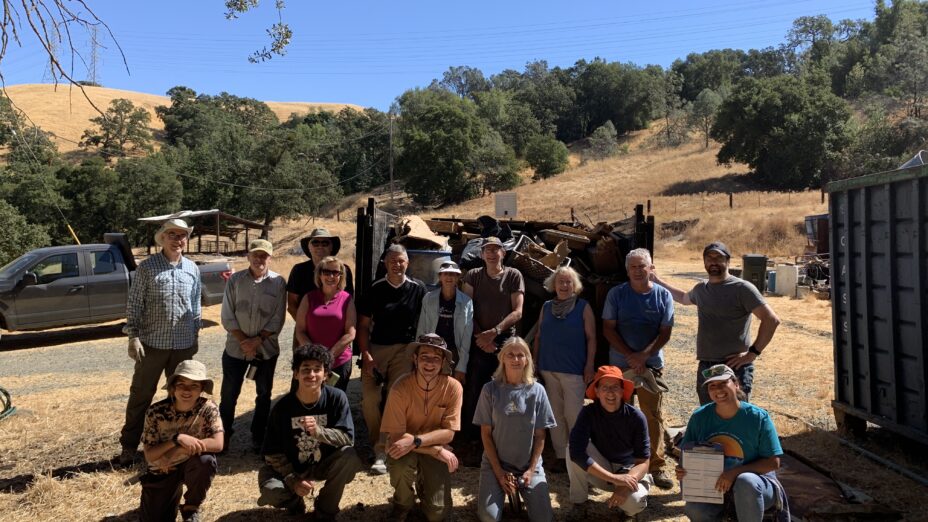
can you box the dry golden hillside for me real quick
[2,83,363,153]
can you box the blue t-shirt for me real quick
[602,283,674,369]
[681,401,783,471]
[473,380,556,471]
[569,402,649,470]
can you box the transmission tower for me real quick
[88,26,101,86]
[42,37,59,83]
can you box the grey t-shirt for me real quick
[472,380,555,471]
[688,276,766,361]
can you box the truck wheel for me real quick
[834,407,866,437]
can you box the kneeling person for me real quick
[258,344,362,520]
[140,360,224,522]
[382,334,463,521]
[567,366,652,518]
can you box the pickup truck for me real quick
[0,233,232,339]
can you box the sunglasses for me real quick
[416,334,447,349]
[310,240,331,247]
[321,269,342,277]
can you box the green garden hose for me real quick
[0,386,15,421]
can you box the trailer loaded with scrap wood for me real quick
[355,197,654,367]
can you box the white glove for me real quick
[128,338,145,362]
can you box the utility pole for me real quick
[388,113,395,203]
[88,26,101,86]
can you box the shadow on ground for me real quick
[660,172,758,196]
[0,320,219,351]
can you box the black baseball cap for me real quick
[702,241,731,259]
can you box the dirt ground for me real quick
[2,254,928,521]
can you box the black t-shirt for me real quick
[286,260,355,300]
[357,277,426,345]
[261,387,354,472]
[436,294,457,352]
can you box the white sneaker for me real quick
[371,453,388,475]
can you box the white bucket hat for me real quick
[163,360,214,395]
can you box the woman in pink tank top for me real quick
[295,256,356,391]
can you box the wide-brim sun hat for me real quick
[300,228,341,258]
[163,359,214,395]
[585,365,635,403]
[154,218,193,247]
[407,333,454,360]
[438,261,462,275]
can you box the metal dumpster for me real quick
[827,164,928,443]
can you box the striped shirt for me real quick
[125,252,201,350]
[221,268,287,359]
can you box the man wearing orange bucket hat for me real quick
[566,366,652,520]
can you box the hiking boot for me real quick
[118,447,138,467]
[389,504,411,522]
[371,452,388,475]
[285,497,306,516]
[651,470,674,490]
[180,506,200,522]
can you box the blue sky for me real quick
[2,0,876,111]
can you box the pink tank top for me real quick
[304,289,352,368]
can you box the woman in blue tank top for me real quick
[532,266,596,473]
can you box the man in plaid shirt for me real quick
[120,218,202,465]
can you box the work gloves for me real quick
[128,338,145,362]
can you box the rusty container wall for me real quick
[827,165,928,444]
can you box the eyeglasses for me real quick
[166,232,188,241]
[598,385,624,394]
[321,269,341,277]
[310,240,331,247]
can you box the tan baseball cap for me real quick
[249,239,274,255]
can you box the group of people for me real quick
[118,217,788,522]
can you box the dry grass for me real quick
[2,84,362,153]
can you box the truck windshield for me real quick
[0,252,40,275]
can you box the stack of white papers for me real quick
[681,442,725,504]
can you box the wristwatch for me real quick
[413,436,422,449]
[172,433,181,446]
[748,345,762,356]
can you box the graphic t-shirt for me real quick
[142,397,223,471]
[681,401,783,470]
[436,295,457,352]
[472,380,555,471]
[262,387,354,473]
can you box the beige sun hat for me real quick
[154,218,193,247]
[163,360,214,395]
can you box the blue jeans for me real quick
[477,456,553,522]
[697,361,754,405]
[684,472,776,521]
[219,351,278,444]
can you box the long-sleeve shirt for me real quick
[221,268,287,360]
[125,252,201,350]
[569,402,650,470]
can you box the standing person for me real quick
[677,364,789,521]
[460,237,524,462]
[475,337,556,522]
[120,218,202,465]
[139,360,223,522]
[295,256,356,392]
[219,239,287,452]
[257,344,363,520]
[532,266,595,474]
[417,261,473,383]
[567,366,652,520]
[652,241,780,404]
[286,228,354,339]
[381,334,463,522]
[602,248,675,489]
[357,244,427,474]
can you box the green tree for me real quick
[0,200,50,266]
[474,89,542,157]
[587,121,618,160]
[711,76,852,189]
[471,131,520,194]
[438,66,491,100]
[690,88,723,148]
[395,88,493,205]
[54,158,126,243]
[525,135,569,179]
[80,98,154,160]
[113,155,183,246]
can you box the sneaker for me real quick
[284,497,306,516]
[118,447,137,467]
[180,507,200,522]
[651,470,674,490]
[371,453,388,475]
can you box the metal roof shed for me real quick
[138,209,272,255]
